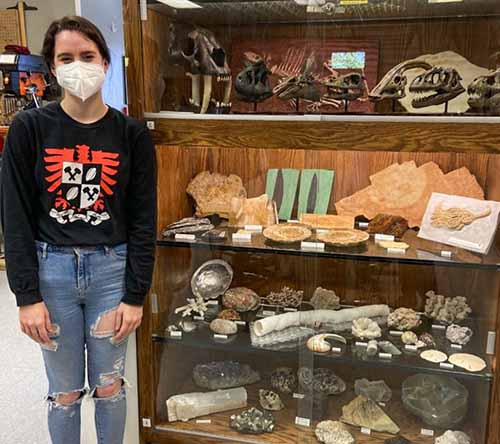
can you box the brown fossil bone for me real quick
[409,67,465,108]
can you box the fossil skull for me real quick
[467,69,500,115]
[322,72,366,101]
[369,59,432,102]
[235,52,273,103]
[409,66,465,108]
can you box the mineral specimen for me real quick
[367,340,378,356]
[435,431,472,444]
[378,340,402,355]
[315,421,354,444]
[420,349,448,363]
[368,214,410,238]
[266,286,304,307]
[223,287,261,312]
[446,325,473,345]
[352,317,382,340]
[387,308,421,331]
[354,379,392,403]
[250,325,315,348]
[186,171,247,218]
[228,194,278,227]
[341,395,400,434]
[310,287,340,310]
[449,353,486,372]
[217,309,241,321]
[162,217,214,237]
[193,361,260,390]
[259,389,284,411]
[298,367,347,395]
[271,367,297,394]
[419,333,436,347]
[209,319,237,335]
[167,387,247,422]
[402,374,468,428]
[424,291,472,324]
[191,259,233,300]
[230,407,275,434]
[178,320,197,333]
[307,334,347,353]
[401,331,418,345]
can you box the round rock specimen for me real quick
[263,223,312,244]
[259,389,284,411]
[191,259,233,300]
[352,317,382,340]
[210,319,237,335]
[223,287,261,312]
[315,420,354,444]
[420,349,448,363]
[230,407,275,434]
[402,374,468,428]
[401,331,418,345]
[217,308,241,321]
[446,324,473,346]
[449,353,486,372]
[193,361,260,390]
[387,308,421,331]
[270,367,297,394]
[435,430,472,444]
[298,367,346,395]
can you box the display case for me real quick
[120,1,500,444]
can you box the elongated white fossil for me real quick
[253,305,390,337]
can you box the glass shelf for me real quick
[157,227,500,270]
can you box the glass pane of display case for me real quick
[142,0,500,117]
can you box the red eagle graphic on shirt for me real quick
[44,144,120,225]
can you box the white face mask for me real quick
[55,61,106,102]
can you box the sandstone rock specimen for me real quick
[230,407,275,434]
[354,379,392,403]
[187,171,247,218]
[310,287,340,310]
[228,194,278,227]
[341,395,400,434]
[259,389,284,411]
[223,287,260,312]
[335,162,484,227]
[368,214,409,237]
[315,421,354,444]
[193,361,260,390]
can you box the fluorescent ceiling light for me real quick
[156,0,202,9]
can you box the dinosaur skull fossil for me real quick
[181,28,231,113]
[235,52,273,103]
[369,59,432,102]
[322,72,366,101]
[409,66,465,108]
[467,69,500,115]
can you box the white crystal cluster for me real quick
[425,291,471,324]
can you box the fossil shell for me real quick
[401,331,418,345]
[86,167,97,181]
[191,259,233,300]
[420,349,448,363]
[352,317,382,340]
[449,353,486,372]
[210,319,237,335]
[263,223,312,244]
[307,334,347,353]
[259,389,284,411]
[217,309,241,321]
[66,186,79,201]
[317,229,369,247]
[223,287,260,312]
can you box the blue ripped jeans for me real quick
[36,241,129,444]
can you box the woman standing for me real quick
[1,16,156,444]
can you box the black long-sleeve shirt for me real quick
[0,102,157,306]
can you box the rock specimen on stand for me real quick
[187,171,247,218]
[352,317,382,340]
[167,387,247,422]
[435,430,472,444]
[402,374,468,428]
[341,395,400,434]
[425,291,472,324]
[223,287,261,312]
[209,319,237,335]
[217,308,241,321]
[230,407,275,434]
[354,378,392,403]
[266,286,304,307]
[259,389,285,411]
[310,287,340,310]
[162,217,214,237]
[298,367,347,395]
[446,324,473,345]
[193,361,261,390]
[228,194,278,227]
[315,420,355,444]
[335,161,484,227]
[368,214,409,237]
[271,367,297,394]
[387,308,421,330]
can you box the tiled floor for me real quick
[0,272,139,444]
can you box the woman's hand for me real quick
[113,302,143,343]
[19,301,53,344]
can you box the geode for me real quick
[424,291,472,324]
[193,361,261,390]
[223,287,261,312]
[446,324,473,345]
[352,317,382,340]
[217,309,241,321]
[368,214,409,238]
[315,421,354,444]
[387,308,421,331]
[259,389,284,411]
[435,431,471,444]
[298,367,346,395]
[354,378,392,403]
[270,367,297,394]
[230,407,275,434]
[266,286,304,307]
[310,287,340,310]
[402,374,468,428]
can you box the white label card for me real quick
[379,352,392,359]
[207,300,219,306]
[301,241,325,251]
[361,427,371,435]
[235,321,246,326]
[261,310,275,317]
[169,331,182,338]
[213,334,228,340]
[387,247,407,255]
[378,402,386,407]
[451,344,463,349]
[405,345,418,351]
[440,362,454,369]
[293,393,305,399]
[375,234,395,242]
[284,307,298,312]
[295,417,311,427]
[331,347,342,353]
[0,54,16,64]
[193,316,204,321]
[441,250,452,258]
[390,330,403,336]
[358,222,369,228]
[287,219,299,223]
[432,324,446,330]
[355,341,368,347]
[196,419,212,424]
[175,233,196,241]
[421,429,435,437]
[232,233,252,242]
[244,225,262,232]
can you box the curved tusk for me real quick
[201,75,212,114]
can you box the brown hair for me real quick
[41,16,111,68]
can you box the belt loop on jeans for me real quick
[42,243,48,259]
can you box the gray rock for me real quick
[355,378,392,403]
[446,324,473,346]
[298,367,346,395]
[270,367,297,394]
[193,361,260,390]
[259,389,284,411]
[435,431,471,444]
[378,340,402,355]
[230,407,275,434]
[402,374,468,428]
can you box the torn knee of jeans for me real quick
[41,323,61,352]
[90,307,118,338]
[90,376,130,401]
[46,389,85,412]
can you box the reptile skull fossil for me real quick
[235,52,273,103]
[322,72,366,101]
[409,66,465,108]
[467,69,500,115]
